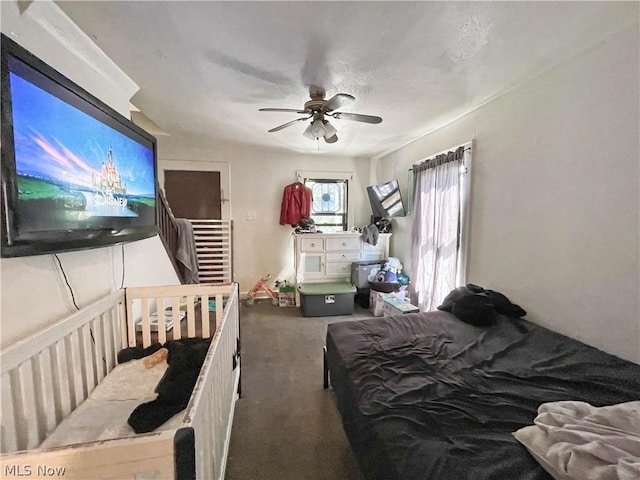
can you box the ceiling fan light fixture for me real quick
[302,122,314,140]
[322,120,337,139]
[260,90,382,145]
[304,120,326,140]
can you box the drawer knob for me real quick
[342,242,346,246]
[341,254,346,258]
[311,243,315,247]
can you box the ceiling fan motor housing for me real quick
[304,99,326,112]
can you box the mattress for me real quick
[40,358,183,448]
[325,311,640,480]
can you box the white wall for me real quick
[379,26,640,363]
[0,2,179,348]
[0,1,378,347]
[158,136,372,292]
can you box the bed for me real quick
[324,310,640,480]
[0,282,240,480]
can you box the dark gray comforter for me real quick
[325,312,640,480]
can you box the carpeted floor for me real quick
[224,299,368,480]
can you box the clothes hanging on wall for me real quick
[279,181,312,226]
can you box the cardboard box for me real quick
[369,290,394,317]
[382,297,419,317]
[278,282,296,307]
[278,292,296,307]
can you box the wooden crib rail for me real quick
[0,291,126,454]
[1,282,240,479]
[182,282,240,480]
[125,283,236,348]
[0,430,177,480]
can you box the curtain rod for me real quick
[409,145,469,173]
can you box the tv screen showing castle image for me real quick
[9,69,156,233]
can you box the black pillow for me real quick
[437,286,470,312]
[465,283,485,294]
[439,283,527,327]
[485,290,526,317]
[451,294,498,326]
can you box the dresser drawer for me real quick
[325,261,352,276]
[326,251,361,262]
[362,242,385,258]
[325,237,361,251]
[300,238,324,252]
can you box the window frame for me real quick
[297,170,354,233]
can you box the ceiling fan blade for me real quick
[260,108,309,114]
[268,117,309,133]
[324,134,338,144]
[332,112,383,124]
[322,93,355,113]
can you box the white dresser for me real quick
[294,232,390,284]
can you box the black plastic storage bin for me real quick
[297,282,356,317]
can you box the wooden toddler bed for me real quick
[0,282,240,480]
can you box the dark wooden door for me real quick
[164,170,221,219]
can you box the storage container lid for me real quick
[351,260,383,266]
[297,282,357,295]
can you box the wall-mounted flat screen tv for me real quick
[367,179,406,218]
[1,34,158,258]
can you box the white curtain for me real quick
[410,147,466,311]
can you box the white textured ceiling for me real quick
[55,1,637,158]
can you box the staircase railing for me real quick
[157,188,183,282]
[156,189,234,285]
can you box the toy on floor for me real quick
[246,274,279,306]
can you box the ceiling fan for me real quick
[259,89,382,144]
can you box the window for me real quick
[297,171,353,233]
[305,179,348,232]
[409,143,472,311]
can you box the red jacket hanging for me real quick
[280,182,312,226]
